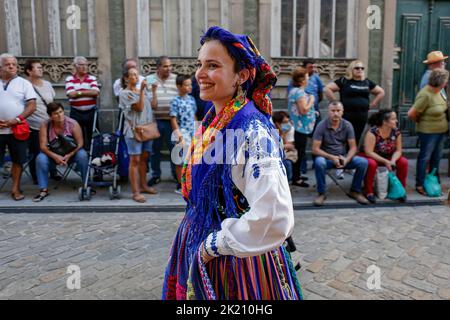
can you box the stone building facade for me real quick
[1,0,448,141]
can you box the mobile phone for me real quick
[146,74,158,86]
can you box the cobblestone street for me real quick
[0,205,449,300]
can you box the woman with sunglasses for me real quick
[325,60,385,144]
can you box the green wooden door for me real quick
[394,0,450,139]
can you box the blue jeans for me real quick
[36,150,89,190]
[416,132,446,187]
[284,160,294,183]
[150,120,176,179]
[314,156,368,194]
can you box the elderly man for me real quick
[420,51,448,91]
[312,101,369,207]
[0,53,37,201]
[147,56,178,187]
[65,56,100,150]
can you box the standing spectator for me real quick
[33,103,88,202]
[170,75,197,194]
[65,56,100,150]
[288,67,316,188]
[119,68,157,203]
[420,51,448,91]
[191,76,209,120]
[113,58,145,101]
[408,69,449,196]
[288,59,325,174]
[325,60,385,144]
[361,110,408,203]
[147,56,178,187]
[272,111,297,183]
[24,59,61,184]
[288,59,324,116]
[312,101,369,207]
[0,53,37,201]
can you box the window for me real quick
[278,0,355,58]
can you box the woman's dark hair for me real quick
[368,109,395,127]
[24,59,41,77]
[120,67,139,89]
[47,102,64,116]
[176,74,191,87]
[272,111,289,124]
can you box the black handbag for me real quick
[47,123,77,156]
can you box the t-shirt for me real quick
[47,117,77,142]
[412,87,448,134]
[287,73,324,110]
[65,74,100,111]
[113,76,145,98]
[0,76,37,135]
[119,89,154,139]
[28,80,55,131]
[169,95,197,141]
[288,87,317,135]
[335,77,377,119]
[369,126,401,159]
[146,73,178,121]
[313,119,356,156]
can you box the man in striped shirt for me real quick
[147,56,178,186]
[65,56,100,150]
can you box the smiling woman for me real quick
[162,26,303,301]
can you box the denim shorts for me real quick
[125,138,153,156]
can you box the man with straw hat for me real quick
[420,51,448,92]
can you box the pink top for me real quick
[48,117,77,142]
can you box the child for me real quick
[272,111,298,184]
[170,75,197,194]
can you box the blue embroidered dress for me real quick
[162,102,303,300]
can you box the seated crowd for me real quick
[0,52,448,205]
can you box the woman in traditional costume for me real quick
[162,26,303,301]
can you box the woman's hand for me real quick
[141,80,148,92]
[384,159,393,172]
[201,243,214,264]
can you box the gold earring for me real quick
[236,83,246,106]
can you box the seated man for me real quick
[312,101,369,206]
[33,102,89,202]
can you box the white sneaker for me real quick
[335,169,345,180]
[174,188,183,195]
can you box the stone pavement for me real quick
[0,206,449,300]
[0,159,448,211]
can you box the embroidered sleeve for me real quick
[213,120,295,258]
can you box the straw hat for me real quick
[423,51,448,64]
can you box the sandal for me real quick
[33,190,49,202]
[11,191,25,201]
[416,186,426,196]
[132,194,146,203]
[141,187,158,195]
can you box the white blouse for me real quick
[205,119,295,258]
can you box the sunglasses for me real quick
[354,67,365,71]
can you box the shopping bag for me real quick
[424,169,442,198]
[387,172,407,200]
[375,167,389,200]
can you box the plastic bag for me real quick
[375,167,389,200]
[424,169,442,198]
[387,172,407,200]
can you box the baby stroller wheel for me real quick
[109,185,121,200]
[86,187,93,201]
[78,187,86,201]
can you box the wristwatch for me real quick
[15,117,22,124]
[77,91,82,97]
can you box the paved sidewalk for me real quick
[0,159,448,212]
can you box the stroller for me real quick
[79,109,123,201]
